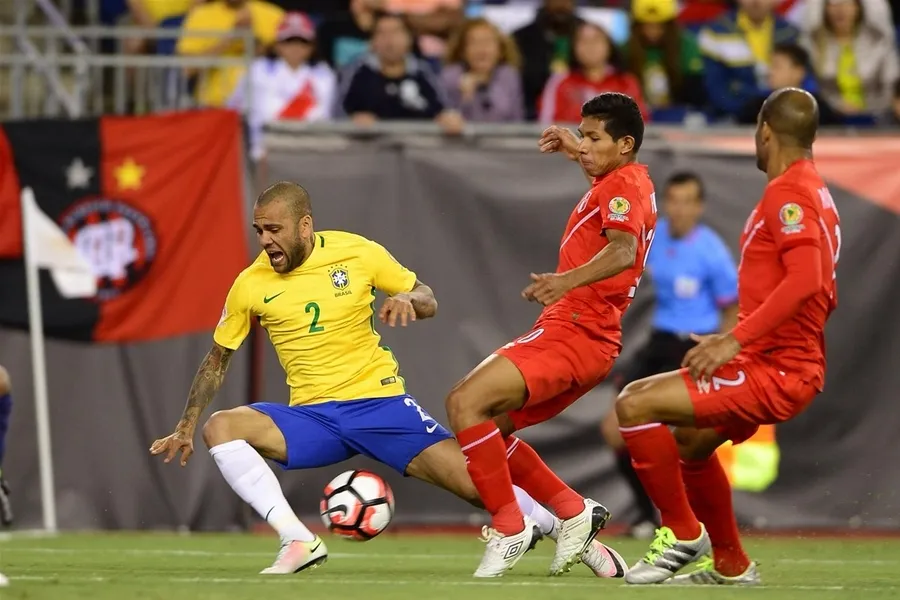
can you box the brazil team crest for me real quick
[330,265,350,290]
[608,197,631,222]
[779,203,805,234]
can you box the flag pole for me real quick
[21,187,58,533]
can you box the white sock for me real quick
[209,440,315,543]
[513,485,557,539]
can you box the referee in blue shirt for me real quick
[600,171,739,539]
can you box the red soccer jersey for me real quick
[543,162,658,337]
[737,159,840,389]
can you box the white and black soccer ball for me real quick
[319,469,395,541]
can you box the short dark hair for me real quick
[257,181,312,220]
[772,42,812,72]
[666,171,705,200]
[581,92,645,153]
[371,10,415,37]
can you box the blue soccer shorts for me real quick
[249,394,453,475]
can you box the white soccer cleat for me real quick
[625,525,711,584]
[665,556,762,586]
[0,572,7,587]
[473,516,540,578]
[259,536,328,575]
[549,498,611,575]
[581,539,629,578]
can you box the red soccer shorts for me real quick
[682,353,819,444]
[495,318,618,431]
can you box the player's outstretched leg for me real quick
[615,371,712,584]
[444,355,541,578]
[203,407,327,575]
[0,365,13,527]
[666,427,759,586]
[500,430,611,576]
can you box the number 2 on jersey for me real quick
[305,302,325,333]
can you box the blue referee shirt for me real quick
[648,219,738,336]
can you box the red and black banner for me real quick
[0,109,249,342]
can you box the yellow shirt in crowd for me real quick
[177,0,283,106]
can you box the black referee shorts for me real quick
[618,330,700,387]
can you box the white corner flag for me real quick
[21,186,97,533]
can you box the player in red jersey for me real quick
[444,92,658,578]
[614,88,841,585]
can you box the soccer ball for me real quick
[319,470,395,541]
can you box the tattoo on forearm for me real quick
[177,345,233,431]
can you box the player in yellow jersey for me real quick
[150,182,628,577]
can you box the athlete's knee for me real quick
[615,380,656,428]
[202,409,242,448]
[445,381,489,431]
[0,366,10,396]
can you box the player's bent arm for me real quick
[403,279,438,320]
[562,229,638,289]
[730,244,822,346]
[175,342,235,434]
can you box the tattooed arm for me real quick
[149,342,234,466]
[175,343,234,433]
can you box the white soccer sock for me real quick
[513,485,557,539]
[209,440,315,543]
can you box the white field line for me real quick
[7,574,891,592]
[3,547,900,566]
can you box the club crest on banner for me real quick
[58,197,158,301]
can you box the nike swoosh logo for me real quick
[264,291,285,304]
[426,424,438,433]
[309,540,322,553]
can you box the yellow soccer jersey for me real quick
[214,231,417,406]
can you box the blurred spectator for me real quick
[177,0,285,106]
[538,22,648,123]
[318,0,378,69]
[802,0,899,119]
[625,0,706,110]
[123,0,204,54]
[384,0,465,60]
[272,1,350,19]
[440,18,524,122]
[698,0,799,118]
[513,0,583,120]
[229,12,336,160]
[893,79,900,124]
[737,42,843,123]
[338,12,464,132]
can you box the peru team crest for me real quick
[779,203,805,234]
[608,197,631,222]
[330,265,350,290]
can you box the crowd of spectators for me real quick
[103,0,900,154]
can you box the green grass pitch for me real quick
[2,532,900,599]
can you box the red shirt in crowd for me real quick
[538,70,650,124]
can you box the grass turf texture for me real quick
[2,532,900,599]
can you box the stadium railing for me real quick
[0,23,254,119]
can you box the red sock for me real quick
[457,422,524,535]
[620,424,701,540]
[505,436,584,520]
[682,456,750,576]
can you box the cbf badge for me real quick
[779,203,805,234]
[608,197,631,222]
